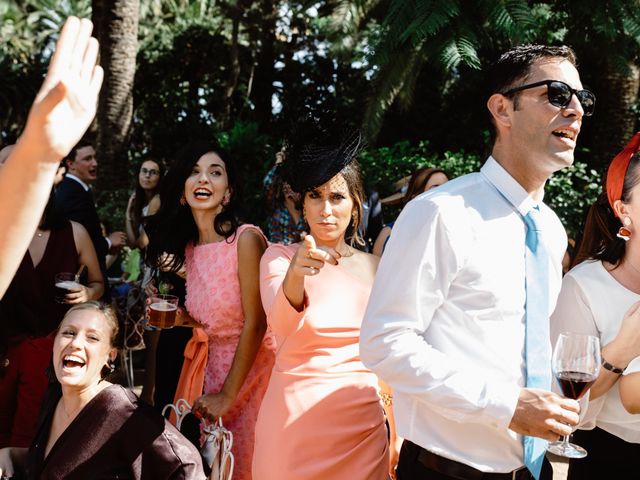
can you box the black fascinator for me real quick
[283,120,364,194]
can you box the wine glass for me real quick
[546,332,601,458]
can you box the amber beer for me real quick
[148,294,179,328]
[54,272,82,303]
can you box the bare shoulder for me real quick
[358,250,380,269]
[350,250,379,283]
[237,227,267,254]
[70,220,90,240]
[147,194,161,214]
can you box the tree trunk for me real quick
[222,4,242,130]
[92,0,140,194]
[590,61,640,173]
[250,0,276,131]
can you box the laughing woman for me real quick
[145,141,275,479]
[0,302,205,479]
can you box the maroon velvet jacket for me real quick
[26,384,206,480]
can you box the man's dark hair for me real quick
[486,44,578,143]
[64,136,95,166]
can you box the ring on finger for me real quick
[310,267,317,274]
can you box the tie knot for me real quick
[524,208,541,252]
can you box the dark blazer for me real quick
[54,176,109,272]
[26,384,207,480]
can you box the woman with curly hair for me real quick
[146,141,275,479]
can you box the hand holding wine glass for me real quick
[546,332,601,458]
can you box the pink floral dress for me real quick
[185,224,275,480]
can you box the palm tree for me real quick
[559,0,640,171]
[92,0,140,193]
[363,0,535,141]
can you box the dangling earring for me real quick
[618,216,632,241]
[179,195,186,206]
[108,361,115,374]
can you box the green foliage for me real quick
[359,140,480,196]
[359,140,600,238]
[0,0,90,138]
[547,159,601,240]
[364,0,536,140]
[218,121,276,226]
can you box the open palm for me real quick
[22,17,103,160]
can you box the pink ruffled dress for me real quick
[185,224,275,480]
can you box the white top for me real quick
[360,157,567,473]
[550,259,640,443]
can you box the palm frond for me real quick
[362,42,424,141]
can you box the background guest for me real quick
[55,140,127,282]
[551,132,640,478]
[126,158,163,250]
[263,148,305,244]
[373,166,449,256]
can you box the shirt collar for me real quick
[481,156,540,216]
[65,173,91,191]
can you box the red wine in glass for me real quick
[556,371,597,400]
[546,333,600,459]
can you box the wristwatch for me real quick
[602,358,625,375]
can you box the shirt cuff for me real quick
[484,381,522,431]
[105,236,112,249]
[623,356,640,375]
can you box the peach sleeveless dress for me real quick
[185,224,276,480]
[253,243,388,480]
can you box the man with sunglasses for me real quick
[361,45,593,480]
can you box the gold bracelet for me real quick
[380,392,393,407]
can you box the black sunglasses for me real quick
[501,80,595,117]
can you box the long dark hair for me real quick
[41,189,66,231]
[132,158,164,229]
[574,153,640,267]
[145,141,241,273]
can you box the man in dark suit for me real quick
[55,141,126,276]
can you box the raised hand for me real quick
[289,234,339,278]
[20,17,103,161]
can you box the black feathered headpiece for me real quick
[283,123,364,194]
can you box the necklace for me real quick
[337,245,354,258]
[36,230,43,237]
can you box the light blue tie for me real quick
[522,207,553,480]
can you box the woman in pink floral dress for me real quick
[146,141,275,479]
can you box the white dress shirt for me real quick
[551,259,640,443]
[360,157,567,472]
